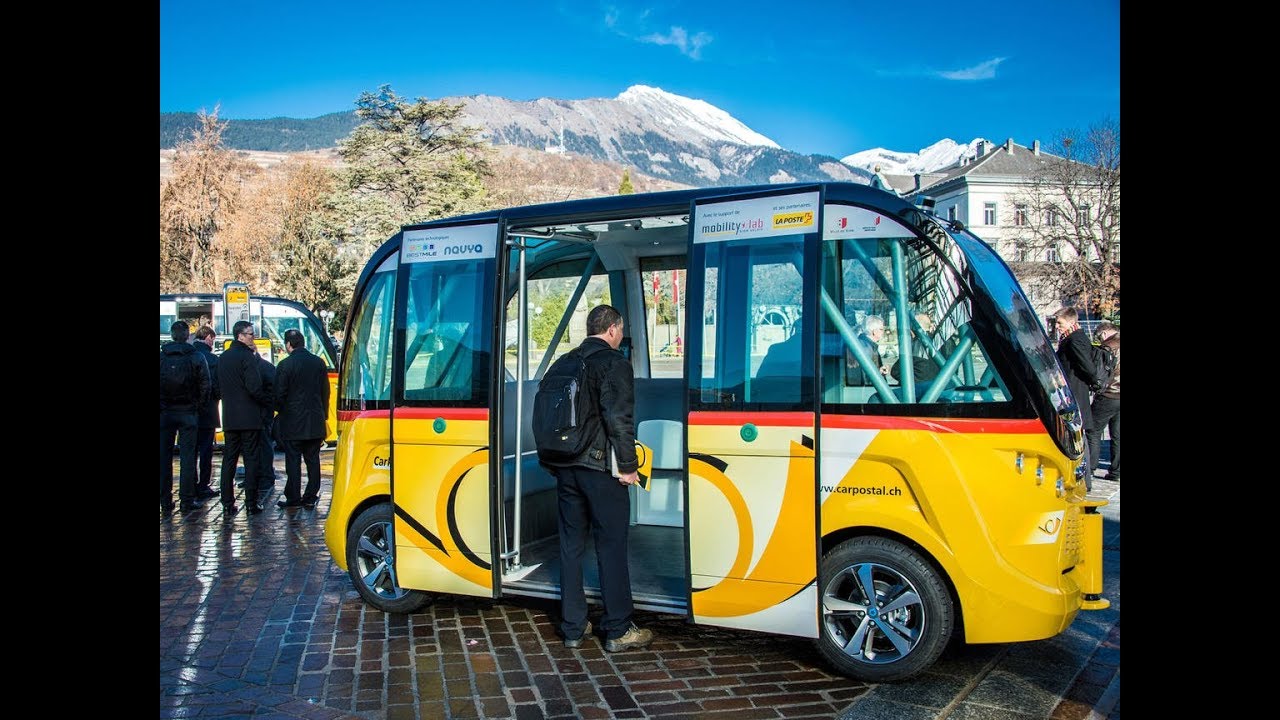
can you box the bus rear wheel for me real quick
[346,502,433,614]
[816,537,954,682]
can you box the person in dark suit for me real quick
[217,321,271,515]
[256,353,279,505]
[275,329,331,509]
[192,326,221,500]
[1053,307,1097,435]
[160,322,211,515]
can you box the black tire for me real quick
[345,502,433,614]
[816,536,954,682]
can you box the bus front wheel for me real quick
[346,502,433,614]
[816,537,954,682]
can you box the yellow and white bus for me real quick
[323,183,1108,682]
[159,293,340,444]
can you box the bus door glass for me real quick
[391,223,499,598]
[685,189,820,637]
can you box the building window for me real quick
[1046,246,1061,263]
[1080,204,1092,225]
[947,206,957,222]
[1014,204,1028,226]
[984,202,997,225]
[1016,246,1030,262]
[1045,208,1059,227]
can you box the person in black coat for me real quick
[217,321,271,515]
[1053,307,1097,435]
[192,326,221,500]
[256,353,279,502]
[160,322,211,514]
[275,329,332,508]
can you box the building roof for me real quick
[914,140,1066,195]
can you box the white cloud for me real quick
[639,26,713,59]
[937,57,1007,81]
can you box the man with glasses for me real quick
[217,320,272,515]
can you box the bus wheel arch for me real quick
[816,532,957,682]
[346,501,433,614]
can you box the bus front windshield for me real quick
[948,228,1082,456]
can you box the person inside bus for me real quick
[845,314,888,385]
[193,326,221,501]
[217,321,271,516]
[275,329,330,509]
[540,304,654,653]
[891,313,942,385]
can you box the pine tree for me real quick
[332,85,492,252]
[617,168,635,195]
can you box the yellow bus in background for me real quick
[159,293,339,444]
[323,183,1108,682]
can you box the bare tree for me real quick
[1007,119,1120,316]
[159,108,257,291]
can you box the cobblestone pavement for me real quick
[161,450,1119,719]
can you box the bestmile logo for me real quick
[772,211,814,229]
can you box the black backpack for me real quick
[533,345,605,463]
[1089,344,1117,391]
[160,350,195,405]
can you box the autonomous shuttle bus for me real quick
[323,183,1108,681]
[159,293,340,444]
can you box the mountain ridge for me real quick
[160,86,985,188]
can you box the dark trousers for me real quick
[556,465,633,640]
[196,427,215,491]
[160,411,198,510]
[258,427,276,494]
[220,429,262,508]
[1087,395,1121,476]
[283,438,323,503]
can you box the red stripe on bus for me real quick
[338,410,389,421]
[820,415,1043,434]
[394,408,490,421]
[688,411,815,427]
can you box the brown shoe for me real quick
[604,625,653,652]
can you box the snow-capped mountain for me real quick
[453,85,868,187]
[841,138,991,175]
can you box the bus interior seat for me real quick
[634,418,684,527]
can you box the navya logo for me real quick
[444,243,484,256]
[772,211,814,229]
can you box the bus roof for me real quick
[402,182,918,232]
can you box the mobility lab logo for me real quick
[695,191,819,244]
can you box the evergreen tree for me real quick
[618,168,635,195]
[332,85,492,252]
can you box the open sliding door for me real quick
[684,189,821,637]
[390,222,501,598]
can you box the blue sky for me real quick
[160,0,1119,157]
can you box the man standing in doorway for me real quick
[275,329,330,509]
[539,304,654,652]
[218,321,270,515]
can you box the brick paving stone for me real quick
[163,451,1119,719]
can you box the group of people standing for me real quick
[1052,307,1121,485]
[159,320,331,517]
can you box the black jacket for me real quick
[541,337,638,474]
[193,341,221,429]
[1057,328,1096,427]
[275,347,331,441]
[159,341,210,414]
[217,341,270,430]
